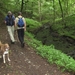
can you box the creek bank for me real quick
[32,26,75,59]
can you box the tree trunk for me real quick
[29,2,34,18]
[38,0,41,22]
[66,0,69,15]
[21,0,24,12]
[58,0,64,19]
[58,0,65,25]
[53,0,55,23]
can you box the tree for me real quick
[38,0,42,21]
[58,0,64,19]
[53,0,55,23]
[21,0,24,12]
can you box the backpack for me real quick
[6,15,15,26]
[17,17,24,27]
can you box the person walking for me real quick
[15,12,26,48]
[5,11,15,44]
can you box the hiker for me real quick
[4,11,15,44]
[15,12,26,48]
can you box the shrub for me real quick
[25,18,42,31]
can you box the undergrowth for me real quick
[51,14,75,39]
[25,31,75,72]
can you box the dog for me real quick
[0,41,10,63]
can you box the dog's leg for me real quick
[3,54,6,63]
[7,53,10,62]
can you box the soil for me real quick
[0,25,73,75]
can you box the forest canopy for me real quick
[1,0,75,24]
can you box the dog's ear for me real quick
[5,44,9,49]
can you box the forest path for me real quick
[0,25,71,75]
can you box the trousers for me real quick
[7,26,15,42]
[17,29,24,44]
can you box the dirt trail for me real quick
[0,25,72,75]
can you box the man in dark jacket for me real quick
[5,11,15,44]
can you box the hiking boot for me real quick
[11,40,15,44]
[21,43,24,48]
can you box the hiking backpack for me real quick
[17,17,24,27]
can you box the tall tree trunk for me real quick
[38,0,41,22]
[66,0,69,15]
[58,0,65,25]
[58,0,64,19]
[21,0,24,12]
[30,2,33,18]
[53,0,55,23]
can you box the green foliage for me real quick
[1,0,75,27]
[25,31,75,72]
[51,14,75,39]
[25,32,42,48]
[37,45,75,72]
[25,18,42,31]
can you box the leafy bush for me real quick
[25,18,42,31]
[25,31,75,72]
[37,45,75,72]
